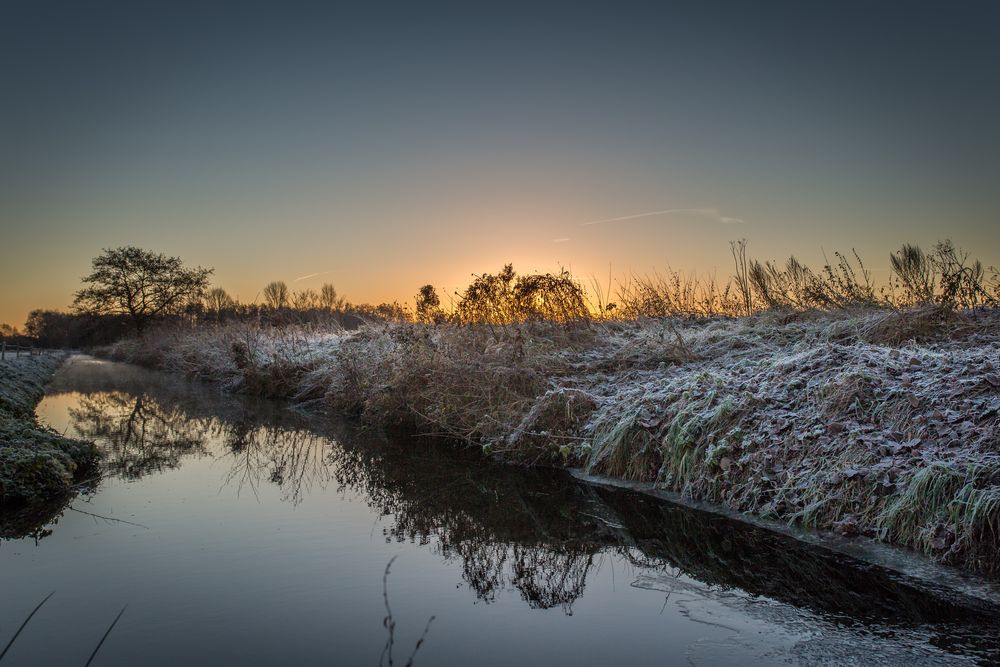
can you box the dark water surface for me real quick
[2,356,998,666]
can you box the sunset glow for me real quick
[1,2,997,326]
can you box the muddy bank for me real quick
[0,354,97,509]
[100,307,1000,575]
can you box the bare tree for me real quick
[263,281,289,309]
[204,287,235,314]
[73,247,212,333]
[319,283,344,311]
[291,289,318,310]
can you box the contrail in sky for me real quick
[582,208,744,226]
[294,271,330,282]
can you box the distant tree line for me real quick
[23,310,133,349]
[0,322,35,349]
[19,247,413,348]
[14,240,1000,350]
[199,280,408,327]
[23,295,413,350]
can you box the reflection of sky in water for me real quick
[1,357,996,666]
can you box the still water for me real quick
[1,355,998,666]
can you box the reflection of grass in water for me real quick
[379,556,434,667]
[331,428,1000,656]
[53,359,332,505]
[0,591,54,661]
[83,604,127,667]
[59,366,1000,635]
[596,488,991,626]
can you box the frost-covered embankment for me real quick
[0,354,97,502]
[103,307,1000,574]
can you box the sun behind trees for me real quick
[73,247,212,333]
[26,239,998,350]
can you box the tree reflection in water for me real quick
[329,438,608,613]
[16,357,1000,659]
[222,421,331,506]
[55,372,605,613]
[67,393,331,507]
[69,391,209,480]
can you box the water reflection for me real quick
[0,494,69,543]
[45,357,332,506]
[12,356,1000,663]
[69,392,208,480]
[223,423,331,505]
[75,392,333,507]
[330,433,1000,648]
[332,438,606,612]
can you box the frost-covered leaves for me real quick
[574,310,1000,572]
[0,440,74,500]
[0,355,63,417]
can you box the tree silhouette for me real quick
[319,283,344,311]
[73,247,212,333]
[204,287,235,314]
[263,281,289,309]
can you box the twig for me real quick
[0,591,55,662]
[70,474,104,490]
[67,507,150,529]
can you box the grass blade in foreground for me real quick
[0,591,55,662]
[83,605,127,667]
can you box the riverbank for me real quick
[10,353,1000,666]
[101,306,1000,575]
[0,354,97,505]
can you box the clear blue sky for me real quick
[2,1,998,325]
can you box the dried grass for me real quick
[99,285,1000,574]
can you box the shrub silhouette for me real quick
[455,265,588,325]
[415,285,443,324]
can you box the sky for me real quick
[1,1,998,327]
